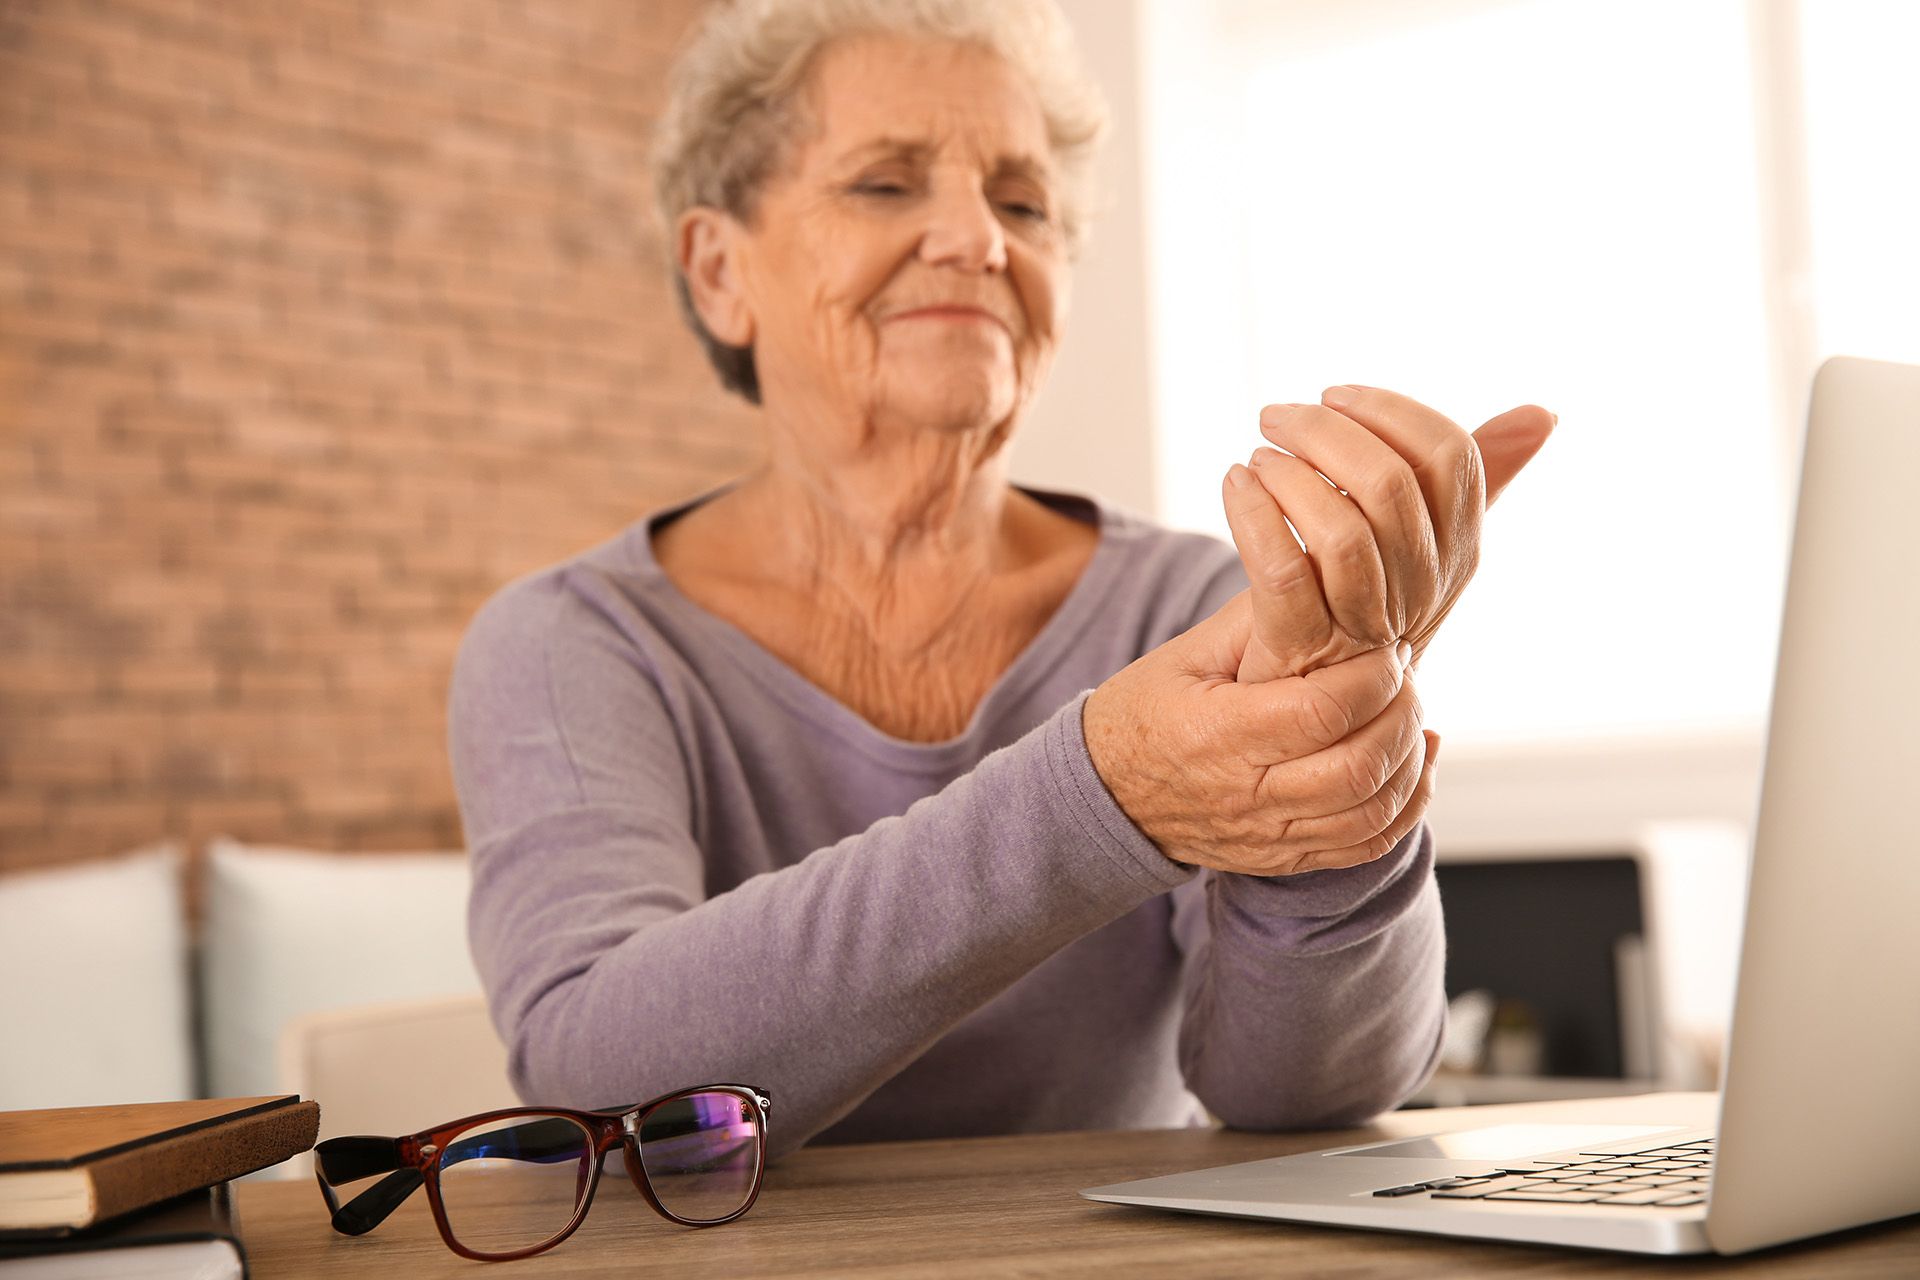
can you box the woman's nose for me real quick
[917,185,1008,274]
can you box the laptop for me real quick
[1082,355,1920,1256]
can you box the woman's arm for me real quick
[1159,386,1552,1124]
[1163,556,1448,1127]
[450,577,1191,1160]
[1171,826,1447,1127]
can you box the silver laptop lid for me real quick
[1708,356,1920,1254]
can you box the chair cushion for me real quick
[200,838,482,1099]
[0,845,195,1108]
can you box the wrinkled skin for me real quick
[665,34,1092,744]
[1227,387,1555,684]
[1084,393,1552,875]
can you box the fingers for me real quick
[1472,405,1556,508]
[1259,403,1437,639]
[1285,387,1479,598]
[1255,664,1423,810]
[1246,447,1392,649]
[1290,728,1439,874]
[1224,642,1408,758]
[1221,462,1338,677]
[1256,718,1428,865]
[1169,587,1257,682]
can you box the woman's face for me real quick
[722,35,1071,448]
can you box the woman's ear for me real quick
[677,207,754,349]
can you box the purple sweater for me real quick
[449,486,1445,1158]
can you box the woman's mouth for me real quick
[890,306,1000,323]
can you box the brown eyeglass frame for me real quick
[312,1083,771,1262]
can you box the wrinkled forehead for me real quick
[792,34,1056,181]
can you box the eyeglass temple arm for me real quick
[314,1136,425,1236]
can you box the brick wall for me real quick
[0,0,758,873]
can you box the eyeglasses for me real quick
[313,1084,771,1262]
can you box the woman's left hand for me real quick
[1224,385,1554,683]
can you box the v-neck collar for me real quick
[626,483,1121,772]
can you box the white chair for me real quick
[200,839,484,1101]
[273,993,518,1178]
[0,845,196,1110]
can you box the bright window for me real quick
[1142,0,1912,745]
[1799,2,1920,364]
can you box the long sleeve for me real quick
[1166,559,1449,1128]
[449,577,1193,1159]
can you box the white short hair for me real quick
[651,0,1108,402]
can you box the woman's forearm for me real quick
[1174,824,1448,1128]
[468,692,1190,1159]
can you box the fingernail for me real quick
[1397,640,1413,668]
[1250,447,1282,468]
[1227,463,1255,488]
[1549,411,1559,425]
[1322,385,1361,408]
[1428,732,1442,765]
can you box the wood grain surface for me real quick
[236,1097,1920,1277]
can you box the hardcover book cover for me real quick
[0,1095,318,1236]
[0,1182,248,1278]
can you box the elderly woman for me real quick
[449,0,1552,1160]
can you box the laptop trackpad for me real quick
[1325,1124,1680,1161]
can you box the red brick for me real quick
[0,657,109,701]
[110,658,226,699]
[0,0,754,871]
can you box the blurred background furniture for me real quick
[275,992,513,1177]
[1413,820,1749,1107]
[0,838,514,1178]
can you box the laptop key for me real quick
[1658,1194,1707,1207]
[1486,1190,1607,1203]
[1601,1188,1698,1206]
[1372,1184,1426,1197]
[1430,1177,1556,1200]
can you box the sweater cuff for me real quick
[1043,690,1196,898]
[1217,820,1432,920]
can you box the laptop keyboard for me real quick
[1371,1137,1714,1208]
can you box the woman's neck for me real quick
[711,446,1018,656]
[650,428,1099,741]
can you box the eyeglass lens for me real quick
[435,1113,595,1256]
[637,1090,762,1223]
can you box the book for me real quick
[0,1095,318,1236]
[0,1183,246,1278]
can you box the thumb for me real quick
[1173,588,1255,679]
[1473,405,1555,508]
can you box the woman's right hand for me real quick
[1082,597,1438,876]
[1222,390,1554,685]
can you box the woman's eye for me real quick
[999,201,1048,222]
[851,181,909,197]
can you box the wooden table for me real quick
[236,1095,1920,1276]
